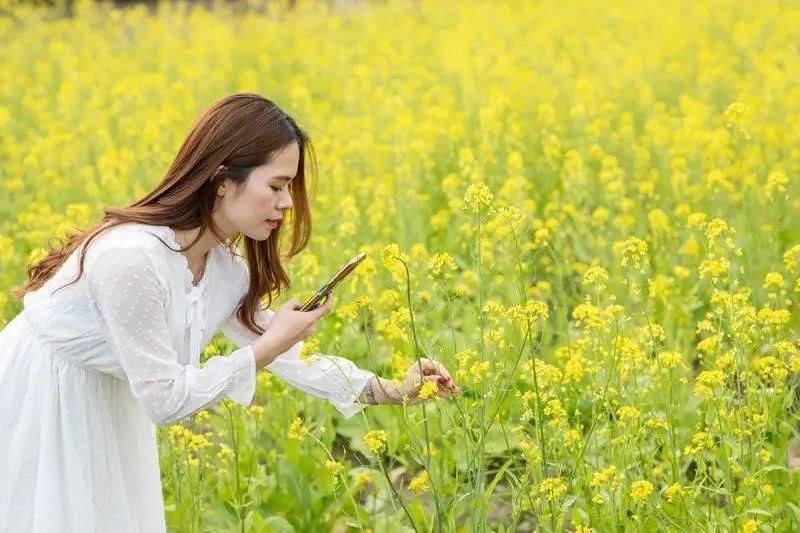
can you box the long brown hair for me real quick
[12,92,317,337]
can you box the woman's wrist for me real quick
[250,335,283,370]
[359,376,401,405]
[375,377,401,405]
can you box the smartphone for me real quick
[299,252,367,311]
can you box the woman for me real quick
[0,92,460,532]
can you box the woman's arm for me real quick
[357,376,400,405]
[86,246,256,426]
[220,304,376,418]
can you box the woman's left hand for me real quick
[395,358,461,405]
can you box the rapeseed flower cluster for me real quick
[363,430,388,456]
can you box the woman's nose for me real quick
[278,190,293,209]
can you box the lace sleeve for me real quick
[220,305,374,419]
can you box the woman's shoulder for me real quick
[88,222,173,250]
[81,222,176,268]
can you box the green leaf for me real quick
[561,494,578,511]
[483,457,513,502]
[263,515,295,533]
[787,502,800,522]
[745,508,773,517]
[755,464,788,475]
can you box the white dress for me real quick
[0,223,375,532]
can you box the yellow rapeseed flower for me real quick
[506,299,549,324]
[533,477,567,501]
[724,101,749,125]
[486,205,524,238]
[590,465,623,489]
[763,272,785,291]
[683,431,716,456]
[657,351,683,370]
[664,483,684,503]
[630,480,654,504]
[648,208,671,234]
[355,472,373,487]
[325,460,343,482]
[617,406,640,427]
[408,470,429,493]
[288,417,309,442]
[532,227,551,249]
[299,336,320,363]
[619,237,648,269]
[782,244,800,272]
[462,182,494,215]
[741,519,759,533]
[363,430,388,455]
[694,370,726,398]
[428,252,458,280]
[417,381,439,400]
[582,265,609,287]
[470,361,491,384]
[187,432,211,451]
[766,171,788,197]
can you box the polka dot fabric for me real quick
[0,223,374,532]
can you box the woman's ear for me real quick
[216,165,229,197]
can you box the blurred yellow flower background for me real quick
[3,0,800,530]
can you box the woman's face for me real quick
[215,141,298,241]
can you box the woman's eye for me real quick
[270,186,282,192]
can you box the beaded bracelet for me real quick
[363,378,376,405]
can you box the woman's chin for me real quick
[241,229,270,241]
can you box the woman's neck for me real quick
[171,226,223,267]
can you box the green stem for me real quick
[476,215,487,531]
[223,402,244,531]
[397,255,445,533]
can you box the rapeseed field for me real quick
[2,0,800,530]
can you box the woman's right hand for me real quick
[252,293,333,368]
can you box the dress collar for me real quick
[160,225,218,294]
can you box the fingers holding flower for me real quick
[398,358,462,405]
